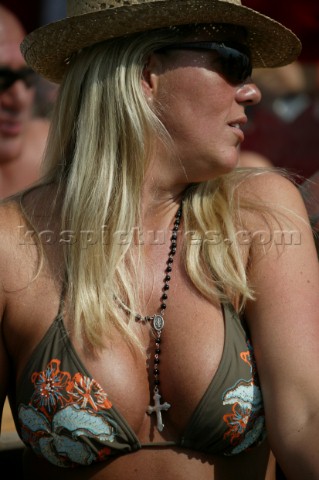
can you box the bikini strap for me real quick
[57,275,68,317]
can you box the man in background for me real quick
[0,4,50,198]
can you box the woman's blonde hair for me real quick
[30,27,273,351]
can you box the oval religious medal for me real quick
[153,315,164,332]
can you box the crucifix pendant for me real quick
[147,315,170,431]
[147,389,171,432]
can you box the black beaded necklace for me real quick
[122,204,183,432]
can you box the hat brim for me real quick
[21,0,302,84]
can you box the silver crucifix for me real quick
[147,390,171,432]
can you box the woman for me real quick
[1,1,319,479]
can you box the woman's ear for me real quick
[141,53,160,100]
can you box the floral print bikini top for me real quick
[9,303,266,468]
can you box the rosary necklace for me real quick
[120,204,183,432]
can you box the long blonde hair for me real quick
[35,28,268,351]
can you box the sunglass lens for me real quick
[213,45,252,85]
[156,42,252,85]
[0,70,16,92]
[0,68,37,92]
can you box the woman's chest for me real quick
[71,288,226,440]
[9,251,227,440]
[9,260,262,458]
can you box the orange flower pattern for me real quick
[222,341,265,455]
[18,359,117,467]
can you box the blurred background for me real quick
[243,0,319,181]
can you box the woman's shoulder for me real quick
[0,184,61,285]
[237,169,306,212]
[231,169,310,242]
[0,197,25,240]
[0,198,32,294]
[0,182,59,224]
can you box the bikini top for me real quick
[9,302,266,468]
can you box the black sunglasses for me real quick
[0,67,37,92]
[156,41,252,86]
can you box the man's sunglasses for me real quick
[156,41,252,86]
[0,67,37,92]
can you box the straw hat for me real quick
[21,0,301,84]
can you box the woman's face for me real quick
[145,28,261,184]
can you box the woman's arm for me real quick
[244,172,319,479]
[0,202,22,434]
[0,318,9,433]
[0,237,9,434]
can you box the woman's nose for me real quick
[236,79,262,106]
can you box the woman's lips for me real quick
[229,122,245,143]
